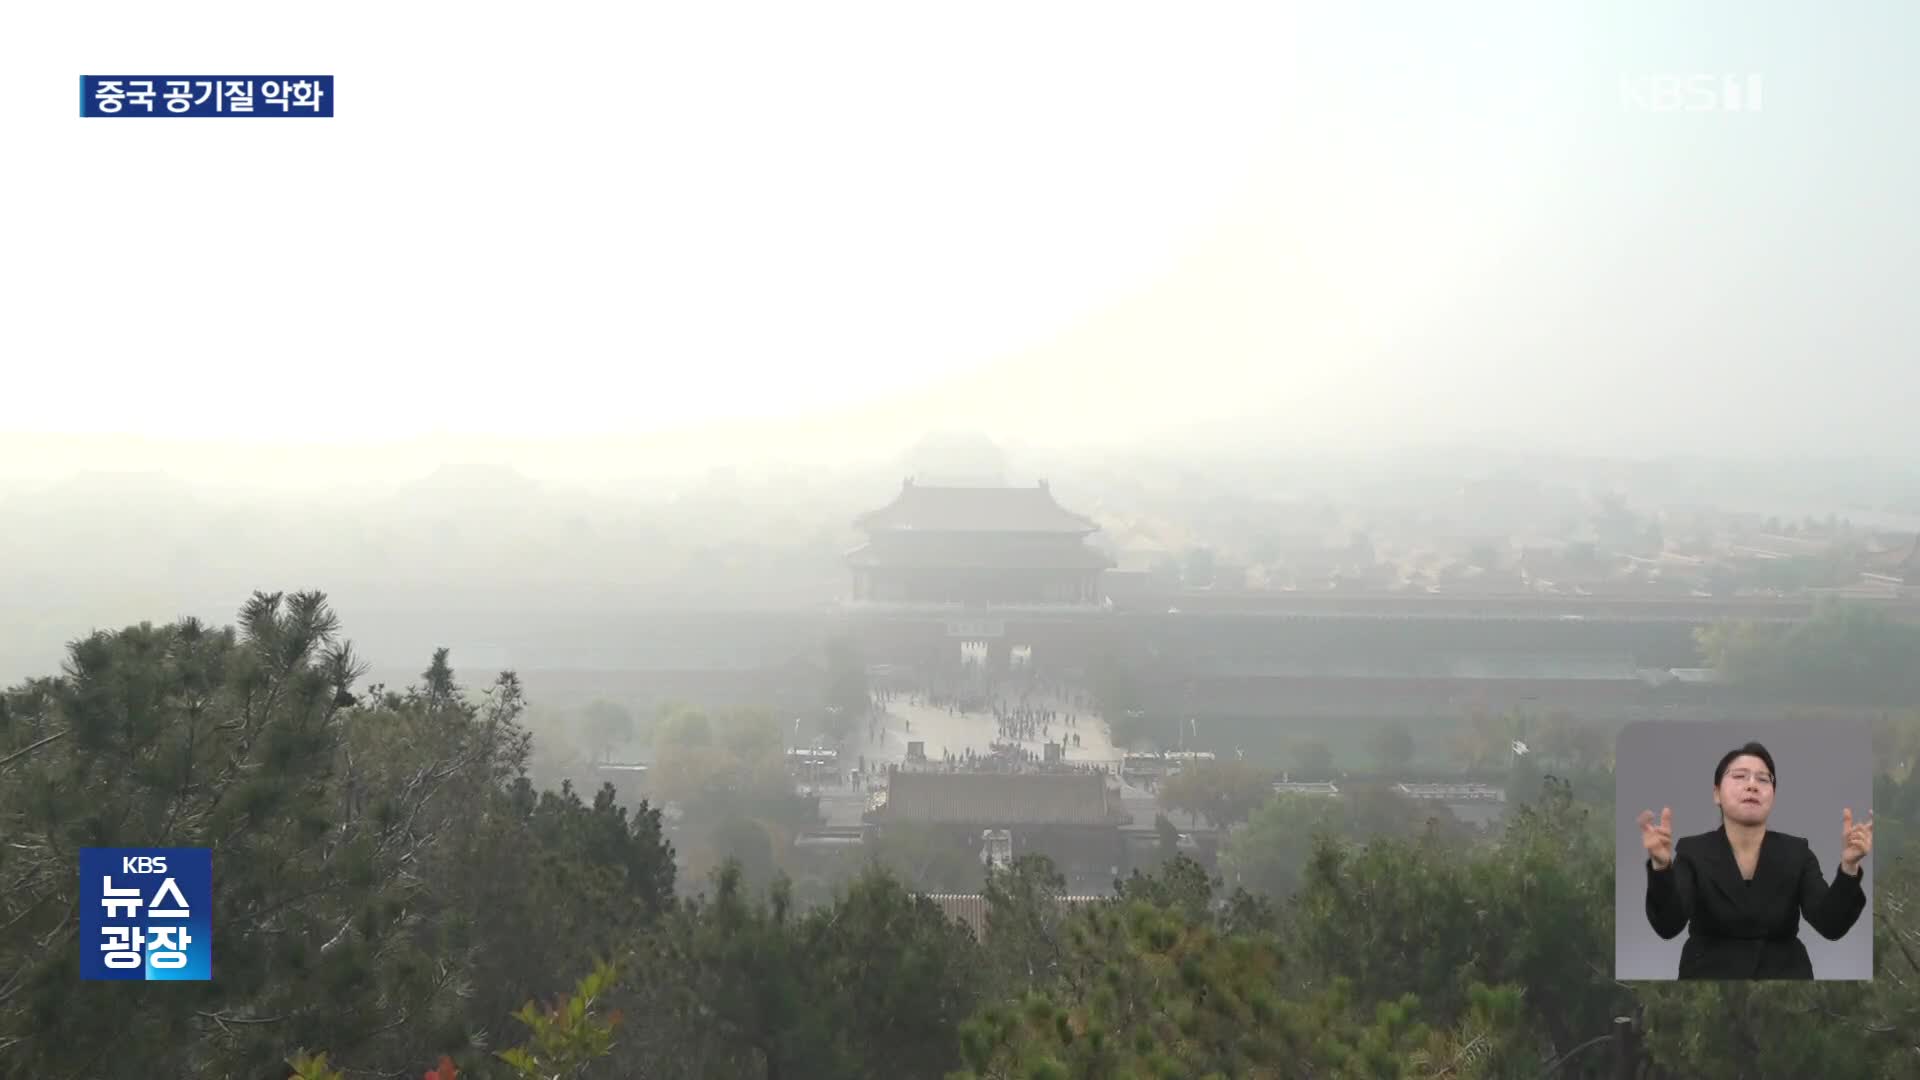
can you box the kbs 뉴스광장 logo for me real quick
[79,848,212,981]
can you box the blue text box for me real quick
[80,848,213,981]
[81,76,332,117]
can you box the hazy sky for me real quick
[4,1,1916,485]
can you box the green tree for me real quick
[638,864,826,1078]
[654,704,715,751]
[291,964,622,1080]
[1291,779,1623,1062]
[1449,708,1506,772]
[451,778,676,1032]
[0,594,466,1078]
[1346,779,1455,837]
[712,815,779,893]
[495,960,624,1080]
[1370,722,1417,773]
[951,884,1470,1079]
[1290,736,1335,776]
[799,864,986,1079]
[1222,793,1348,898]
[1694,618,1789,685]
[869,823,989,894]
[0,593,677,1079]
[630,860,984,1080]
[652,705,817,828]
[1156,759,1275,829]
[1110,852,1215,923]
[1221,780,1467,903]
[1635,981,1879,1080]
[1506,751,1544,806]
[579,699,634,764]
[983,854,1074,995]
[1697,602,1920,705]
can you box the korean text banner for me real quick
[80,848,212,981]
[81,77,332,117]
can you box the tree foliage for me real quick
[1223,792,1349,898]
[578,700,635,765]
[869,823,990,894]
[1156,759,1275,829]
[951,857,1530,1080]
[1291,778,1623,1062]
[1290,736,1335,776]
[18,593,1920,1079]
[1697,601,1920,704]
[0,592,674,1079]
[650,705,819,831]
[1370,722,1416,773]
[617,861,985,1080]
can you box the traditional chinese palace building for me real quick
[867,768,1134,892]
[846,479,1113,607]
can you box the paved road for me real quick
[813,693,1160,829]
[857,693,1123,769]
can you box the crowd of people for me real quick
[893,742,1113,777]
[853,662,1115,779]
[994,700,1083,748]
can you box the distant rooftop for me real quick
[855,479,1100,535]
[846,540,1113,571]
[874,770,1130,827]
[1395,783,1506,802]
[1272,781,1341,796]
[920,893,1107,940]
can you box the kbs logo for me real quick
[79,848,212,981]
[1620,73,1764,113]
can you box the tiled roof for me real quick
[876,771,1131,827]
[846,541,1114,571]
[855,480,1099,535]
[920,892,1107,940]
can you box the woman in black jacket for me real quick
[1638,741,1872,979]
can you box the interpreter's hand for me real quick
[1638,806,1674,870]
[1841,807,1873,875]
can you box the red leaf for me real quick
[423,1055,459,1080]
